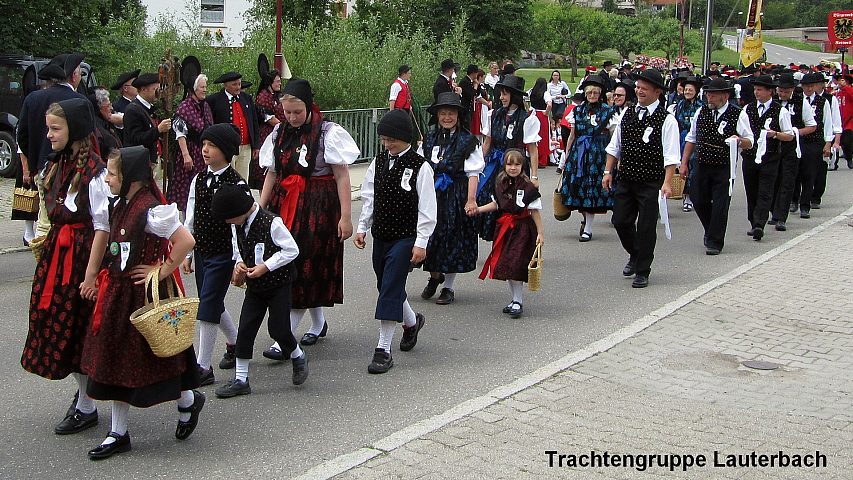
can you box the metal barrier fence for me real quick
[321,107,429,163]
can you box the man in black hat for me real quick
[602,69,681,288]
[433,59,460,103]
[738,75,794,241]
[770,73,817,231]
[110,69,140,114]
[736,65,757,106]
[680,78,753,255]
[792,72,835,218]
[16,52,86,239]
[598,60,616,93]
[123,73,172,165]
[458,64,480,130]
[206,71,260,183]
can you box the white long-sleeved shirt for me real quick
[605,99,682,167]
[805,93,836,142]
[356,146,438,249]
[231,204,299,273]
[779,96,817,130]
[683,103,755,147]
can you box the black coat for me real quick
[458,75,475,130]
[16,84,85,173]
[432,74,453,103]
[123,99,160,164]
[206,90,260,149]
[112,96,132,114]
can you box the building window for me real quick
[201,0,225,25]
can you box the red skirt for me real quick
[535,110,550,167]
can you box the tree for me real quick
[466,0,533,60]
[602,0,617,14]
[246,0,333,28]
[645,16,700,61]
[534,3,610,80]
[609,15,648,60]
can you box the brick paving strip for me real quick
[295,207,853,480]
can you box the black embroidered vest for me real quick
[801,94,827,145]
[44,150,105,225]
[235,208,291,291]
[779,96,805,153]
[193,166,245,257]
[372,149,425,241]
[618,105,668,182]
[495,177,541,214]
[742,101,782,161]
[107,189,164,275]
[490,106,527,152]
[422,129,478,180]
[695,105,741,166]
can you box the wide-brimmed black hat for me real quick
[241,80,252,90]
[636,69,666,90]
[110,69,141,91]
[427,92,465,114]
[495,75,525,95]
[181,56,201,93]
[681,76,702,89]
[703,78,734,93]
[751,75,777,88]
[38,53,84,80]
[132,73,160,89]
[777,73,798,89]
[580,75,605,90]
[214,71,242,83]
[800,72,825,85]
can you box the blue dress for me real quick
[561,102,615,213]
[674,98,703,191]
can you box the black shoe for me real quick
[175,390,205,440]
[706,247,721,256]
[631,275,649,288]
[622,259,636,277]
[300,322,328,346]
[420,274,445,299]
[579,231,592,242]
[811,201,821,210]
[214,379,251,398]
[400,313,425,352]
[198,366,215,386]
[218,344,236,370]
[752,227,764,241]
[747,228,755,237]
[435,288,455,305]
[262,345,285,361]
[508,302,523,318]
[848,158,853,169]
[555,167,563,174]
[502,302,514,314]
[775,221,787,231]
[368,348,393,374]
[292,354,309,385]
[800,209,811,219]
[66,391,79,419]
[767,218,777,226]
[789,202,798,213]
[55,409,98,435]
[88,432,131,460]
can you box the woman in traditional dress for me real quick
[259,79,359,356]
[470,69,491,142]
[668,76,703,212]
[529,77,552,169]
[171,73,214,214]
[253,68,285,189]
[560,76,616,242]
[22,98,110,434]
[81,145,202,460]
[418,92,484,305]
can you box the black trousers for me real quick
[841,130,853,163]
[771,147,800,222]
[692,163,731,251]
[235,283,298,359]
[742,151,780,228]
[795,142,822,211]
[612,178,661,277]
[812,149,829,203]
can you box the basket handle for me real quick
[143,265,185,307]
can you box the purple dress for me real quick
[169,96,214,211]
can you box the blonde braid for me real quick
[68,139,90,195]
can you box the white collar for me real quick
[757,99,772,110]
[59,82,74,90]
[226,90,238,102]
[637,99,660,114]
[123,95,135,102]
[397,77,408,84]
[390,146,412,158]
[243,204,260,233]
[207,164,230,175]
[137,96,152,109]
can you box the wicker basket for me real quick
[13,187,39,213]
[527,243,542,292]
[29,235,47,262]
[130,266,198,358]
[669,173,685,200]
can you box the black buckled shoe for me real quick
[88,431,131,460]
[752,227,764,241]
[262,345,285,361]
[292,353,309,385]
[420,274,445,299]
[214,379,251,398]
[435,288,455,305]
[502,302,514,314]
[622,259,636,277]
[367,348,394,374]
[218,344,236,370]
[198,366,215,386]
[775,221,787,231]
[800,208,811,219]
[300,322,328,346]
[175,390,206,440]
[400,313,425,352]
[508,302,523,319]
[55,409,98,435]
[632,275,649,288]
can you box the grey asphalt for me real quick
[722,34,840,66]
[2,167,852,478]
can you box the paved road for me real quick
[722,34,840,65]
[2,167,852,478]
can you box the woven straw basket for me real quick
[29,235,47,262]
[669,173,685,200]
[13,187,39,213]
[130,266,198,358]
[527,243,543,292]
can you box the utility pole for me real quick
[702,0,714,71]
[274,0,283,72]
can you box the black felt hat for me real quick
[38,53,84,80]
[580,75,605,90]
[800,72,826,85]
[777,73,798,89]
[241,80,253,90]
[200,123,241,160]
[214,71,242,83]
[37,63,65,81]
[751,74,778,88]
[116,146,153,197]
[111,69,141,91]
[132,73,160,89]
[282,78,313,110]
[636,69,666,90]
[56,98,95,142]
[211,183,255,221]
[703,78,734,93]
[181,56,202,94]
[427,92,464,114]
[495,74,525,95]
[377,109,413,142]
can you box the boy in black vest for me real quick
[354,109,437,374]
[181,124,243,385]
[211,183,307,397]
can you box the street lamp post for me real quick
[702,0,715,71]
[274,0,283,72]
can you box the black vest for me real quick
[193,166,246,257]
[801,94,827,145]
[235,208,291,291]
[742,101,782,161]
[695,105,741,166]
[372,149,425,241]
[422,128,478,180]
[618,105,668,182]
[779,96,805,154]
[490,106,527,152]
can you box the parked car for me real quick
[0,54,98,178]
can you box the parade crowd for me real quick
[13,50,852,460]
